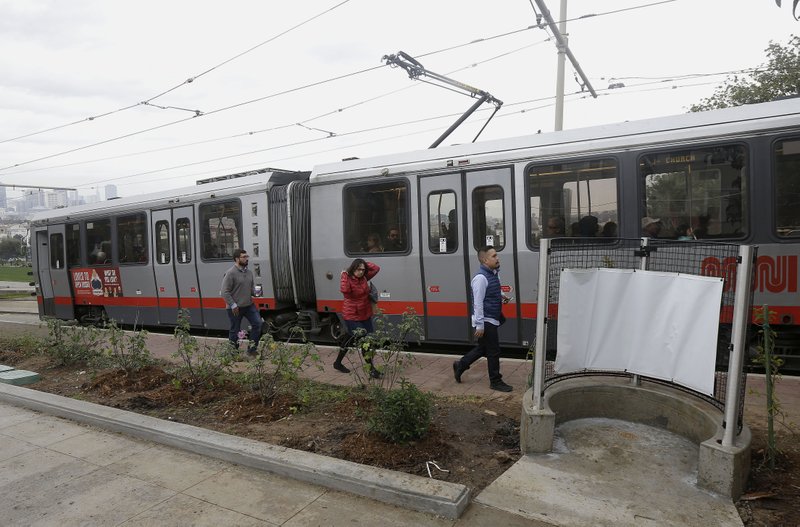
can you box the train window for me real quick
[428,191,457,253]
[86,219,112,265]
[774,138,800,238]
[527,158,618,243]
[155,221,170,264]
[641,145,747,239]
[472,186,505,250]
[343,181,408,254]
[66,223,80,267]
[118,213,148,264]
[200,201,241,260]
[176,218,191,263]
[49,233,64,269]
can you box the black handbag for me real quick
[368,282,379,304]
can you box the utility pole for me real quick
[533,0,597,131]
[554,0,568,131]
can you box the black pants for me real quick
[457,323,502,383]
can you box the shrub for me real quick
[43,318,103,366]
[367,381,432,444]
[94,319,154,373]
[343,308,421,389]
[171,309,235,390]
[0,333,42,358]
[240,329,321,403]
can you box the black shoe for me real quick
[452,361,463,383]
[369,368,383,379]
[333,362,350,373]
[490,380,513,392]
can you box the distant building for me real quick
[105,184,118,200]
[0,184,6,209]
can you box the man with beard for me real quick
[452,245,513,392]
[221,248,262,357]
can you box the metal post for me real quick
[554,0,567,131]
[631,237,652,386]
[533,238,551,410]
[722,244,754,447]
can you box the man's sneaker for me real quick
[452,361,463,383]
[244,349,259,360]
[490,380,513,392]
[369,368,384,379]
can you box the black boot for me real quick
[333,348,350,373]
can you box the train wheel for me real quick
[329,316,346,341]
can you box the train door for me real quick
[47,224,75,320]
[465,167,519,345]
[173,206,204,327]
[34,229,55,317]
[419,173,471,341]
[151,209,179,325]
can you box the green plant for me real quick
[366,381,432,444]
[94,319,154,373]
[751,305,795,470]
[0,333,42,357]
[43,318,103,366]
[171,309,235,391]
[240,328,321,403]
[343,308,422,389]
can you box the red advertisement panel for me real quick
[71,267,124,298]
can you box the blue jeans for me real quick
[227,304,262,353]
[345,319,374,337]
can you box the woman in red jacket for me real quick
[333,258,381,376]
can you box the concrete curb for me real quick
[0,382,470,519]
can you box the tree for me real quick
[0,237,24,260]
[774,0,800,20]
[689,36,800,112]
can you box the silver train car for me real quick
[30,98,800,364]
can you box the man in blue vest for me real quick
[453,245,513,392]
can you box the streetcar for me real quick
[30,98,800,368]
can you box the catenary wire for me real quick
[73,77,710,190]
[0,0,352,145]
[1,1,677,165]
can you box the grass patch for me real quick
[0,266,31,282]
[0,292,31,300]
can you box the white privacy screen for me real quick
[555,268,724,396]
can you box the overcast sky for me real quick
[1,0,798,200]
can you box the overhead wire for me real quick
[75,75,712,190]
[0,0,352,145]
[1,0,697,178]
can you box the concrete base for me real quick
[521,376,751,499]
[0,369,41,385]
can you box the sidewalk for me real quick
[2,317,796,525]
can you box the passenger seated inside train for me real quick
[577,215,599,237]
[546,216,566,237]
[365,233,383,253]
[602,221,617,237]
[385,226,404,251]
[642,216,662,238]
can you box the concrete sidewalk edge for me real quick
[0,382,470,519]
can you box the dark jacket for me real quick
[477,265,502,320]
[340,262,380,321]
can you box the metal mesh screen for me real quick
[542,238,752,431]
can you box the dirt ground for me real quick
[3,348,798,525]
[1,352,521,496]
